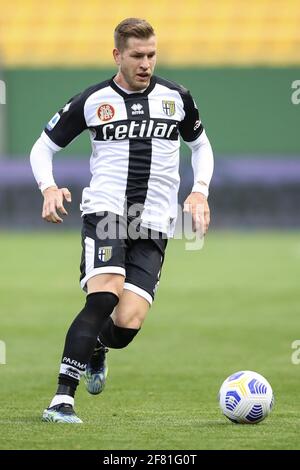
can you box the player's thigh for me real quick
[87,273,124,297]
[121,237,167,319]
[112,289,150,329]
[80,212,127,296]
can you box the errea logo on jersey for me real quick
[131,103,144,115]
[62,102,71,113]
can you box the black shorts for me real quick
[80,212,168,304]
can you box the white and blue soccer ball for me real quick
[219,371,274,424]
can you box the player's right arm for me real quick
[30,92,88,223]
[42,186,72,224]
[178,90,214,235]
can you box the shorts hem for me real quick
[80,266,126,291]
[123,282,153,305]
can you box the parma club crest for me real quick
[162,100,176,116]
[98,246,113,262]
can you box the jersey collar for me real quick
[110,75,157,98]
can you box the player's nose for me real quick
[140,56,150,70]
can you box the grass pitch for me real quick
[0,230,299,450]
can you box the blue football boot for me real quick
[84,338,108,395]
[42,403,83,423]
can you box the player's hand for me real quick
[42,186,72,223]
[183,192,210,235]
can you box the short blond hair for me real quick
[114,18,155,51]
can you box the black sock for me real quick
[57,291,119,394]
[99,317,140,349]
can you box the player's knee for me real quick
[85,291,119,314]
[118,317,143,330]
[87,273,124,298]
[114,308,146,329]
[99,318,141,349]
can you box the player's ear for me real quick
[113,48,121,66]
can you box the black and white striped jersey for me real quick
[38,75,211,235]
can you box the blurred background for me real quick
[0,0,299,229]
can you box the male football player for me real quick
[30,17,214,423]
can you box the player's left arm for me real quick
[179,91,214,235]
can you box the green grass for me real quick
[0,230,300,450]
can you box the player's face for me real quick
[113,36,157,91]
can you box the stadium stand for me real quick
[0,0,299,228]
[0,0,299,66]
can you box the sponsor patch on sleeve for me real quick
[46,112,61,130]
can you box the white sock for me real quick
[49,394,74,408]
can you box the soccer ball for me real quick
[219,371,274,424]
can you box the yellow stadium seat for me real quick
[0,0,299,66]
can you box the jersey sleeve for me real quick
[43,92,87,148]
[179,90,204,142]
